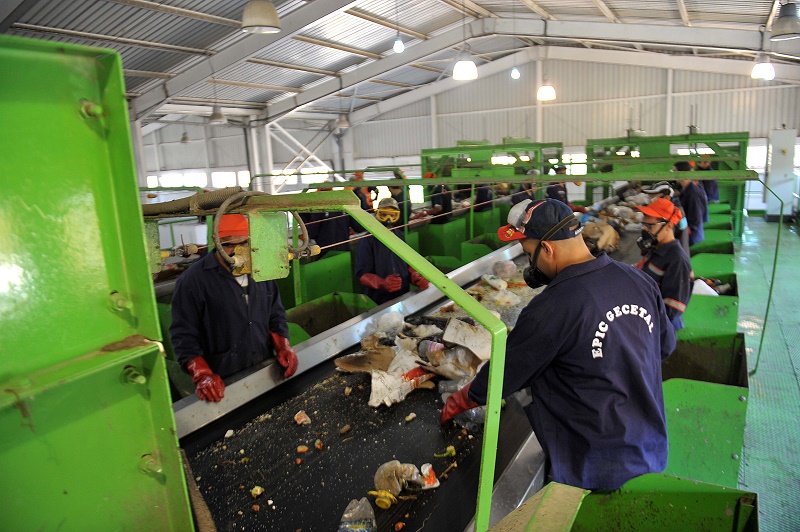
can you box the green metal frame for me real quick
[421,140,563,178]
[1,34,192,529]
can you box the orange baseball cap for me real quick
[218,214,249,241]
[634,198,682,225]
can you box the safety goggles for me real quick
[376,208,400,223]
[641,220,667,231]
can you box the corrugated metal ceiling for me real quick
[3,0,796,122]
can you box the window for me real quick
[211,171,237,188]
[146,175,159,188]
[238,170,251,187]
[183,172,207,188]
[562,153,587,175]
[159,173,183,188]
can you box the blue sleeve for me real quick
[683,190,705,240]
[469,308,558,404]
[355,238,374,279]
[169,274,204,367]
[267,281,290,339]
[430,188,443,209]
[658,294,677,360]
[661,259,692,323]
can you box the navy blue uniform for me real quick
[170,252,290,378]
[511,184,536,206]
[390,188,412,227]
[469,253,675,491]
[680,182,708,246]
[354,186,377,211]
[474,185,493,212]
[429,184,453,224]
[636,240,693,331]
[698,167,719,201]
[355,228,410,305]
[302,211,361,256]
[546,182,568,204]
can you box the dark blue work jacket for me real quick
[429,184,453,224]
[170,252,290,378]
[511,184,536,206]
[680,182,708,246]
[469,253,676,491]
[355,228,410,305]
[475,185,493,212]
[636,240,693,332]
[698,167,719,201]
[302,211,361,256]
[546,182,568,204]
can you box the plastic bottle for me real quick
[338,497,376,532]
[453,405,486,432]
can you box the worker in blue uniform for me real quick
[388,185,412,227]
[673,161,708,246]
[441,199,676,491]
[545,166,568,204]
[642,181,690,256]
[696,155,719,202]
[634,198,694,332]
[356,198,430,305]
[353,171,377,211]
[474,184,493,212]
[423,172,453,224]
[170,214,298,402]
[300,189,363,258]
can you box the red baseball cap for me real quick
[634,198,682,225]
[498,199,582,242]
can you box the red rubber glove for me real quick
[185,356,225,402]
[360,273,403,293]
[270,331,298,378]
[441,383,480,425]
[409,268,429,290]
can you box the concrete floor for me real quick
[736,216,800,531]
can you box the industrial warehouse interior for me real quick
[2,0,800,530]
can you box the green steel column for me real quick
[469,184,476,240]
[345,206,507,532]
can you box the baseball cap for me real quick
[498,199,583,242]
[642,181,675,197]
[218,214,249,243]
[377,197,399,210]
[634,198,682,225]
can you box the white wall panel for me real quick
[211,137,247,168]
[670,87,800,137]
[353,117,432,159]
[539,59,666,103]
[435,64,536,115]
[373,99,431,121]
[160,141,210,171]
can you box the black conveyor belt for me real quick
[182,357,531,531]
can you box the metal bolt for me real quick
[139,454,163,476]
[80,100,104,118]
[110,291,133,311]
[731,454,739,460]
[122,365,147,385]
[739,395,747,402]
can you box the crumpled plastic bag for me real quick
[418,340,480,381]
[338,497,376,532]
[368,347,433,407]
[374,460,423,496]
[492,260,517,280]
[488,289,522,306]
[482,274,508,291]
[408,323,443,338]
[376,311,405,336]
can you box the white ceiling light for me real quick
[510,66,521,80]
[241,0,281,34]
[537,80,556,101]
[335,114,350,129]
[209,105,227,125]
[771,2,800,41]
[453,52,478,81]
[393,36,405,54]
[751,53,776,80]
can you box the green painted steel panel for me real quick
[708,203,732,215]
[572,473,757,531]
[285,292,376,337]
[300,250,354,301]
[426,254,468,273]
[705,213,733,230]
[667,332,748,388]
[691,253,736,278]
[683,294,740,333]
[663,379,748,488]
[287,322,311,345]
[0,35,192,528]
[417,217,467,258]
[690,229,735,255]
[250,211,291,281]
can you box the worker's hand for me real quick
[360,273,402,293]
[441,383,480,425]
[185,356,225,402]
[270,332,298,378]
[384,273,403,292]
[409,268,429,290]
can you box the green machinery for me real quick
[585,132,750,236]
[421,139,563,179]
[0,35,193,529]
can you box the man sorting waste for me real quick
[441,199,677,491]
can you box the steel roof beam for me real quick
[0,0,37,32]
[105,0,239,27]
[437,0,497,19]
[591,0,621,23]
[520,0,556,20]
[345,8,428,40]
[131,0,360,120]
[246,58,337,77]
[676,0,691,27]
[209,78,302,93]
[125,69,175,79]
[766,0,781,31]
[292,34,382,59]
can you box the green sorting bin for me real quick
[690,229,735,255]
[0,35,192,529]
[285,292,376,337]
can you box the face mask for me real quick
[220,243,251,276]
[523,243,552,289]
[636,229,659,253]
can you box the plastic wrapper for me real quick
[374,460,423,496]
[481,274,508,291]
[492,260,517,280]
[376,311,405,336]
[418,341,480,382]
[338,497,376,532]
[368,367,433,407]
[488,289,522,306]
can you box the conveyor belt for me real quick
[178,245,542,531]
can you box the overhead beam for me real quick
[676,0,691,27]
[766,0,781,32]
[520,0,556,20]
[141,113,188,135]
[247,58,337,77]
[209,78,302,93]
[411,63,445,73]
[345,8,428,40]
[333,92,384,102]
[437,0,497,19]
[105,0,239,27]
[591,0,620,23]
[11,23,211,54]
[125,69,175,79]
[132,0,360,120]
[371,79,416,88]
[292,35,383,59]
